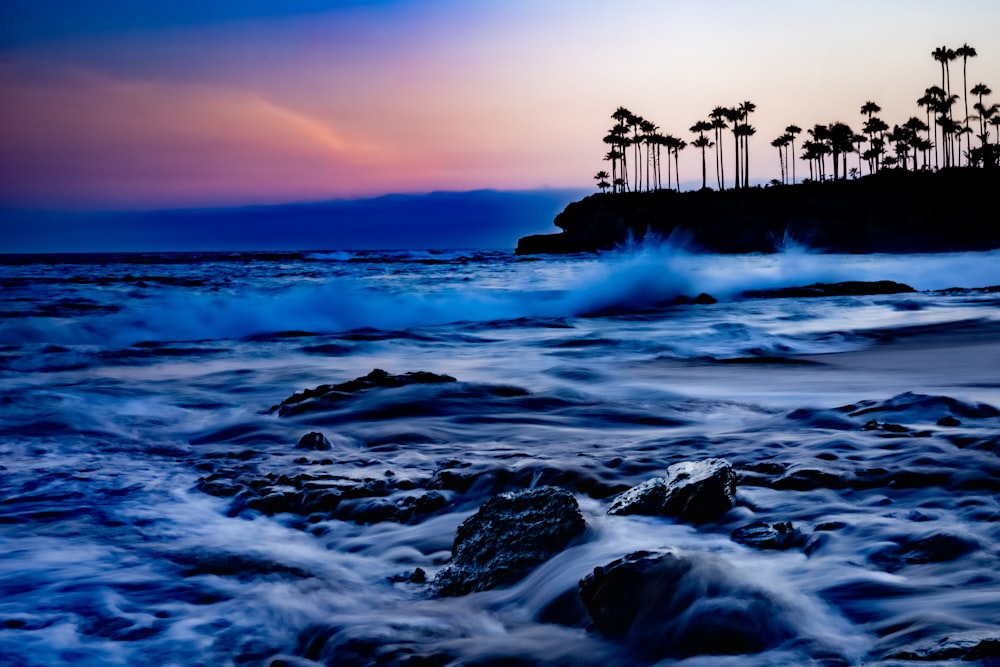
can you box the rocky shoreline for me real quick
[516,169,1000,255]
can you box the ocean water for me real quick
[1,245,999,666]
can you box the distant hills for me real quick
[517,169,999,254]
[1,188,589,253]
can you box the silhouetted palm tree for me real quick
[903,117,929,170]
[785,125,801,184]
[971,83,992,146]
[851,133,866,175]
[828,122,855,180]
[690,121,713,190]
[594,171,611,193]
[611,107,633,191]
[771,135,789,184]
[738,101,756,188]
[722,107,742,189]
[709,108,728,189]
[955,44,977,164]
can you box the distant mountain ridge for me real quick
[516,169,999,254]
[1,188,589,253]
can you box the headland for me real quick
[516,169,999,254]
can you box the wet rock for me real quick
[731,521,807,550]
[578,550,793,660]
[888,632,1000,662]
[608,458,736,522]
[297,432,332,451]
[434,486,586,597]
[274,369,457,415]
[937,415,962,427]
[742,280,915,299]
[869,533,979,572]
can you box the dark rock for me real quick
[297,432,332,451]
[434,486,586,597]
[888,632,1000,662]
[869,533,979,572]
[692,292,718,305]
[274,369,457,415]
[608,458,736,522]
[937,415,962,427]
[731,521,807,550]
[743,280,915,299]
[578,550,793,660]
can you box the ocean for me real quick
[2,245,999,666]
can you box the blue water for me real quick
[1,246,999,666]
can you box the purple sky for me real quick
[1,0,998,210]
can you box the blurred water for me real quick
[1,246,999,666]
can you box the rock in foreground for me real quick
[578,550,793,659]
[434,486,586,597]
[608,458,736,522]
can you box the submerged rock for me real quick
[731,521,807,550]
[742,280,915,299]
[869,533,979,571]
[434,486,586,597]
[273,369,457,415]
[296,432,332,450]
[888,631,1000,662]
[607,458,736,522]
[578,550,793,659]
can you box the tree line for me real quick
[594,43,998,194]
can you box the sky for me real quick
[1,0,998,211]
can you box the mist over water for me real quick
[2,246,999,666]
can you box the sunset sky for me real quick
[1,0,998,210]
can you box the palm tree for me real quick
[860,101,881,121]
[720,107,742,189]
[738,101,756,187]
[917,89,940,168]
[955,44,977,165]
[689,121,713,190]
[611,107,633,191]
[784,125,801,184]
[903,117,929,170]
[672,138,687,190]
[828,122,854,180]
[594,170,610,193]
[709,108,728,190]
[808,124,830,180]
[971,83,992,146]
[771,135,788,184]
[628,113,644,191]
[851,133,866,175]
[640,119,657,192]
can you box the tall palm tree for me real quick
[709,108,728,190]
[771,135,788,184]
[628,113,644,191]
[690,121,714,190]
[611,107,633,191]
[955,44,977,165]
[738,101,756,188]
[672,138,687,190]
[808,124,831,180]
[860,101,881,121]
[722,107,743,189]
[784,125,801,184]
[917,89,940,168]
